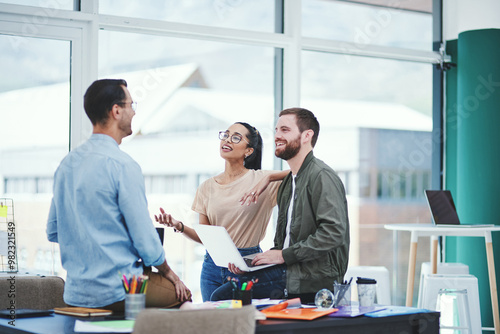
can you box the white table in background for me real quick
[384,223,500,334]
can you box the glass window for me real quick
[302,0,432,51]
[99,30,277,302]
[99,0,276,32]
[301,50,433,305]
[0,34,70,276]
[0,0,73,10]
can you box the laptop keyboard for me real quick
[244,258,256,267]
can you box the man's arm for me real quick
[117,161,166,266]
[251,249,284,266]
[117,160,191,300]
[156,260,191,302]
[46,198,58,243]
[282,170,349,265]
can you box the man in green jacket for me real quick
[251,107,350,303]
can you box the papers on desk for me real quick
[74,319,135,333]
[328,305,386,317]
[363,306,432,317]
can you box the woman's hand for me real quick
[228,263,247,275]
[155,207,182,231]
[239,175,271,206]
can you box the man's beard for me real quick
[118,118,133,137]
[275,135,301,161]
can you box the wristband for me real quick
[175,221,185,234]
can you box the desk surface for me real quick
[385,223,500,237]
[0,310,440,334]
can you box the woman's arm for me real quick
[155,207,209,244]
[239,170,290,205]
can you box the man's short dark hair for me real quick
[83,79,128,125]
[279,107,320,147]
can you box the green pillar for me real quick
[444,39,458,263]
[455,28,500,329]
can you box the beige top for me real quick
[192,169,282,248]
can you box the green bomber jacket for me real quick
[273,151,350,295]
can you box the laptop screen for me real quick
[424,190,460,225]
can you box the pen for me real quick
[241,282,247,290]
[227,277,238,290]
[130,275,137,294]
[121,274,129,293]
[245,281,253,290]
[139,277,149,293]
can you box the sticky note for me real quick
[0,205,7,218]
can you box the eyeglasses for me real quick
[218,131,250,145]
[117,101,137,112]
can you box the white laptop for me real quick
[194,224,276,272]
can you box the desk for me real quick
[385,223,500,334]
[256,311,439,333]
[0,311,440,334]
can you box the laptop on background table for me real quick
[424,190,493,227]
[194,224,276,272]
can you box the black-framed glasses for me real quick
[117,101,137,112]
[218,131,250,145]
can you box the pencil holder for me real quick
[333,283,351,307]
[125,293,146,320]
[232,288,252,306]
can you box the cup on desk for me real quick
[125,293,146,320]
[356,277,377,307]
[122,274,148,320]
[333,282,351,307]
[230,278,254,306]
[232,288,252,306]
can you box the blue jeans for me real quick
[208,248,287,301]
[200,246,287,302]
[200,246,262,302]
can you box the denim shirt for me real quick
[47,134,164,307]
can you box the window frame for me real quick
[0,1,444,293]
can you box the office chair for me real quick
[133,305,256,334]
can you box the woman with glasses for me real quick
[156,122,287,302]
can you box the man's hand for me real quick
[251,250,284,266]
[172,279,191,302]
[156,260,192,302]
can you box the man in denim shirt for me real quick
[47,79,190,311]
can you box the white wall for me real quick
[443,0,500,41]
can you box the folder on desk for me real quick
[261,307,337,320]
[328,305,386,318]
